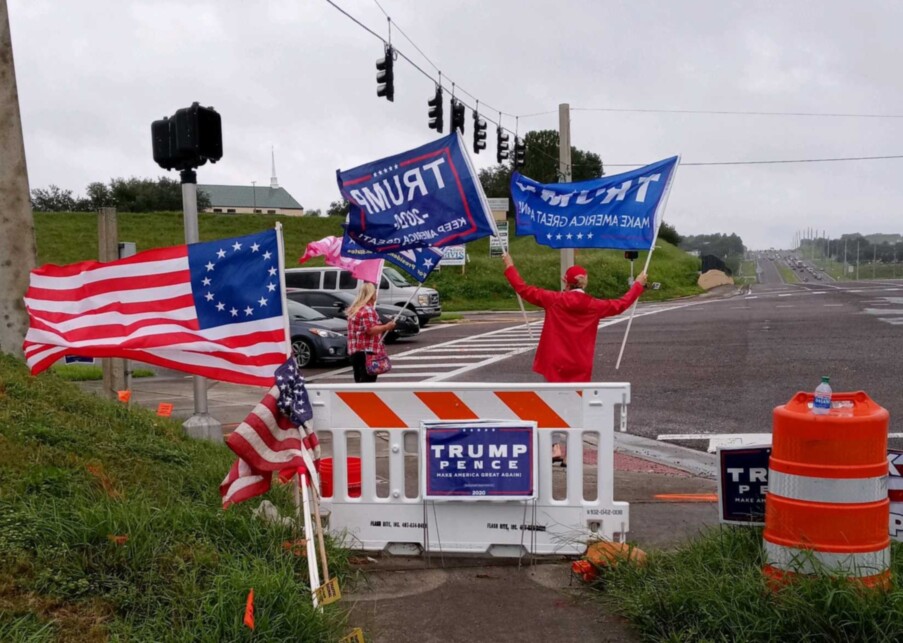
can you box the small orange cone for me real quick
[244,588,255,630]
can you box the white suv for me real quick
[283,266,442,326]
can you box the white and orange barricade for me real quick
[307,382,630,556]
[764,391,891,588]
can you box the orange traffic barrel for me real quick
[764,391,891,589]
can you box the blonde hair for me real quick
[347,283,377,317]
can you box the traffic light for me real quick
[472,111,487,153]
[513,136,526,169]
[450,99,465,134]
[624,251,639,260]
[427,85,443,132]
[376,45,395,102]
[152,102,222,172]
[496,127,509,164]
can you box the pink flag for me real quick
[299,236,383,284]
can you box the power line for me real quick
[607,154,903,168]
[573,106,903,119]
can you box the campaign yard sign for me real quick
[716,445,771,525]
[511,156,678,250]
[422,420,537,501]
[337,132,496,253]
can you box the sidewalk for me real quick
[80,376,719,643]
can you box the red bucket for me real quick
[319,457,362,498]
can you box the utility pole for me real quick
[843,238,847,281]
[251,180,257,212]
[98,208,128,399]
[856,239,860,281]
[0,1,36,358]
[558,103,573,288]
[873,243,877,279]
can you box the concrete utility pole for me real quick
[0,1,36,358]
[558,103,573,287]
[180,168,222,443]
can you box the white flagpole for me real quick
[275,222,292,359]
[503,238,535,342]
[615,156,681,371]
[298,473,322,608]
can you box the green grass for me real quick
[811,257,903,282]
[33,212,704,311]
[595,527,903,642]
[0,354,349,642]
[776,264,799,284]
[50,365,155,382]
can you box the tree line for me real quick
[31,177,211,212]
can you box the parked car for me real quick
[283,266,441,326]
[286,300,348,369]
[286,289,419,344]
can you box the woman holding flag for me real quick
[502,253,647,383]
[346,283,395,383]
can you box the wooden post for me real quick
[98,208,127,399]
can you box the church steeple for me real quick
[269,146,279,189]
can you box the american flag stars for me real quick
[187,229,284,330]
[373,163,400,177]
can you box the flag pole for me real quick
[503,238,534,341]
[298,472,322,608]
[275,222,292,360]
[615,157,680,370]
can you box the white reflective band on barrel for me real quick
[764,540,890,577]
[769,470,887,504]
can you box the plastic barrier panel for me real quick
[307,382,630,556]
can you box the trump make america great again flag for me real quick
[338,132,497,253]
[23,229,289,386]
[512,156,679,250]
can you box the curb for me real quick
[614,432,717,479]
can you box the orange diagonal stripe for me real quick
[494,391,569,428]
[337,392,407,428]
[415,392,479,420]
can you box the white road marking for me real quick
[823,304,844,307]
[776,305,795,308]
[778,293,794,297]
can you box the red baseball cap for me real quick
[564,265,587,286]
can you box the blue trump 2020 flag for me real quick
[341,234,444,283]
[338,132,497,253]
[512,156,679,250]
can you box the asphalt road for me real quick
[303,274,902,445]
[140,270,902,450]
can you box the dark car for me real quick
[286,289,419,344]
[287,300,348,369]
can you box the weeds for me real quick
[0,354,349,641]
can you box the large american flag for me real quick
[23,229,289,386]
[221,358,321,508]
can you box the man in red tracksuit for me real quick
[502,252,647,383]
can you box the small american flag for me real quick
[23,229,289,386]
[221,358,321,508]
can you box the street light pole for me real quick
[251,180,256,212]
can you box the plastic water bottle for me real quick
[813,376,832,415]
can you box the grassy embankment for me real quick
[595,526,903,642]
[33,212,704,311]
[813,257,902,281]
[735,260,757,285]
[0,355,350,641]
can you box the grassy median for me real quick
[0,354,350,641]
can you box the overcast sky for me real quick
[8,0,903,250]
